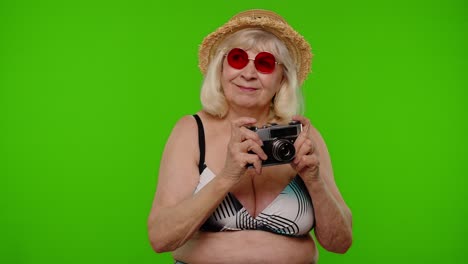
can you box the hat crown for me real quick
[231,9,287,24]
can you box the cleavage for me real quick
[231,165,295,218]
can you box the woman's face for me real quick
[221,48,284,111]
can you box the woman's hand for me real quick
[291,115,320,182]
[221,117,268,183]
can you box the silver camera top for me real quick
[248,121,302,141]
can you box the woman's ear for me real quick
[280,74,286,85]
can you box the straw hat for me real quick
[198,9,312,85]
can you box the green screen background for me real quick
[1,0,466,263]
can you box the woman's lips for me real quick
[237,85,258,92]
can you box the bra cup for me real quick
[195,167,315,236]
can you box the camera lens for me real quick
[272,139,295,162]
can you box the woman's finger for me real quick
[239,126,263,146]
[292,115,311,151]
[293,139,315,164]
[295,154,320,174]
[239,140,267,160]
[242,153,263,174]
[292,115,311,130]
[230,117,257,142]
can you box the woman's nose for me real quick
[241,60,257,80]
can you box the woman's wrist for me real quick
[301,173,326,191]
[216,170,240,190]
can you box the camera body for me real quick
[248,121,302,167]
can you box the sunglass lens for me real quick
[255,52,276,73]
[227,48,248,69]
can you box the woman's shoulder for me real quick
[195,110,218,122]
[169,115,199,138]
[193,110,225,130]
[168,111,219,139]
[308,122,324,141]
[305,120,332,163]
[163,115,200,162]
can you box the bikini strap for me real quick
[193,114,206,174]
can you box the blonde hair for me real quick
[200,29,304,123]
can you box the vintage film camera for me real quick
[247,121,302,167]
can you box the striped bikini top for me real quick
[193,115,315,236]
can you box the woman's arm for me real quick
[148,115,265,253]
[292,116,353,253]
[147,116,237,252]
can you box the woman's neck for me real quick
[225,104,271,127]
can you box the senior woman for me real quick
[148,10,352,264]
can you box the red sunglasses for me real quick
[226,48,281,74]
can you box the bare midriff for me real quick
[173,230,317,264]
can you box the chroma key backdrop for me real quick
[1,0,466,263]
